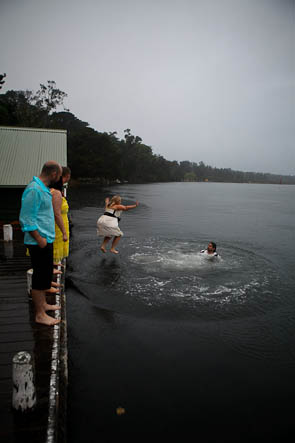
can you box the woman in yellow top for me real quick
[51,167,71,263]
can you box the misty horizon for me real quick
[1,0,294,176]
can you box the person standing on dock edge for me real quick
[19,161,62,326]
[50,166,71,265]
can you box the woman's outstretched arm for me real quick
[113,201,139,211]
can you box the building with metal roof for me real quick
[0,126,67,188]
[0,126,67,223]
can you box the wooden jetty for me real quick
[0,226,68,443]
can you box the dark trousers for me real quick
[27,243,53,290]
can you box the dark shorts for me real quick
[27,243,53,291]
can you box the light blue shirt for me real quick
[19,176,55,245]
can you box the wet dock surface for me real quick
[0,228,67,443]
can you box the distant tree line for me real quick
[0,80,294,185]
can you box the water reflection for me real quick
[92,304,116,324]
[3,241,14,258]
[99,257,121,286]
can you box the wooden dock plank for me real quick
[0,231,57,442]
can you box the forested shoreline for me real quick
[1,79,294,185]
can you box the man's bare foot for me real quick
[53,269,62,275]
[45,304,61,311]
[45,287,58,294]
[35,313,61,326]
[110,249,119,254]
[100,246,107,253]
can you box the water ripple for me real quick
[67,235,290,321]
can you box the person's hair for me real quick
[41,161,61,177]
[210,242,217,252]
[50,176,63,192]
[107,195,121,207]
[62,166,71,177]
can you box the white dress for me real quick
[200,249,219,259]
[97,208,123,237]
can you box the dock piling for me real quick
[3,224,13,242]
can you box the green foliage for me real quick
[184,172,197,182]
[0,81,294,185]
[33,80,69,114]
[0,90,47,127]
[0,73,6,90]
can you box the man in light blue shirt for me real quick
[19,161,62,326]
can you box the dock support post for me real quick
[3,224,13,242]
[12,351,36,412]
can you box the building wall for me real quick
[0,188,24,225]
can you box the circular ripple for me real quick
[119,237,285,318]
[68,236,290,320]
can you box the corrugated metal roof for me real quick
[0,126,67,187]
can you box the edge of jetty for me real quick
[0,226,68,443]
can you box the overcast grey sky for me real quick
[1,0,294,175]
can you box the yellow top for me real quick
[53,196,69,263]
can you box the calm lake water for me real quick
[67,182,295,442]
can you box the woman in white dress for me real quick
[97,195,139,254]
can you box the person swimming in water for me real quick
[200,241,219,258]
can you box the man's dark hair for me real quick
[51,176,63,191]
[210,242,217,251]
[62,166,71,177]
[41,162,61,177]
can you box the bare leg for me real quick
[110,236,121,254]
[31,289,61,325]
[101,236,111,253]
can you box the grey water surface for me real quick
[67,182,295,442]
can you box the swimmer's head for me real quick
[208,242,217,252]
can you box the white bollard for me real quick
[27,269,33,296]
[12,351,36,412]
[3,224,13,241]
